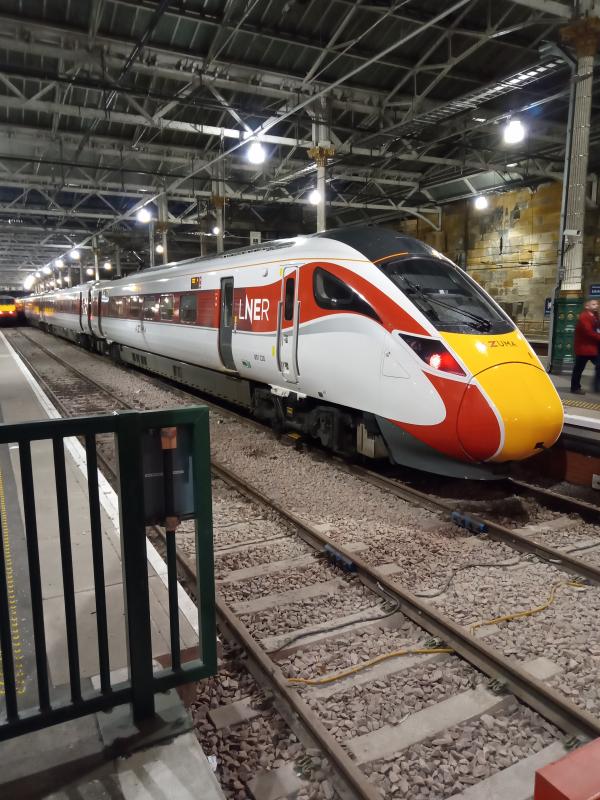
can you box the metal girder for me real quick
[508,0,573,17]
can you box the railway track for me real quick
[7,326,600,799]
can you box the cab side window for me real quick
[313,267,380,322]
[179,294,197,323]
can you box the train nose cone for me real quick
[457,363,563,462]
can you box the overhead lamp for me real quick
[506,162,518,168]
[212,225,221,235]
[70,249,80,260]
[136,207,152,224]
[155,243,164,254]
[57,277,63,285]
[42,265,52,275]
[55,258,64,268]
[64,275,71,283]
[474,195,488,210]
[503,119,525,144]
[35,271,41,278]
[247,141,266,165]
[86,267,94,276]
[103,260,112,270]
[23,275,35,290]
[308,189,321,206]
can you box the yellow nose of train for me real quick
[443,331,564,463]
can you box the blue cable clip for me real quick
[451,510,488,535]
[324,544,357,572]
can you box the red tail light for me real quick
[400,334,465,376]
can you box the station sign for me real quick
[589,284,600,297]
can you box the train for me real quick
[0,294,18,322]
[23,226,563,478]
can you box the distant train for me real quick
[24,226,563,478]
[0,294,17,321]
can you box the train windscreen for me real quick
[378,256,513,334]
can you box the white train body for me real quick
[25,227,563,478]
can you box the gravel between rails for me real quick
[12,328,600,792]
[364,704,560,800]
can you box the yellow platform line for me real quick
[562,398,600,412]
[0,468,26,696]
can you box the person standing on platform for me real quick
[570,298,600,395]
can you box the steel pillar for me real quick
[92,237,100,281]
[115,247,122,278]
[158,193,168,264]
[148,221,155,268]
[309,146,335,233]
[559,17,600,292]
[212,182,225,254]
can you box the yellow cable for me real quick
[286,580,586,687]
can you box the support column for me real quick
[157,193,169,264]
[148,221,155,268]
[308,146,334,233]
[92,236,100,281]
[212,182,225,254]
[550,17,600,373]
[115,247,122,278]
[560,17,600,292]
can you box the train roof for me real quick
[317,226,438,262]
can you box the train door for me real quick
[78,291,84,331]
[277,266,299,383]
[219,277,237,371]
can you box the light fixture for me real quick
[136,207,152,224]
[308,189,321,206]
[472,117,487,123]
[212,225,220,235]
[503,119,525,144]
[86,267,94,276]
[70,249,80,260]
[247,141,266,165]
[474,195,488,210]
[23,275,35,290]
[506,162,518,168]
[155,243,164,254]
[55,258,64,268]
[103,260,112,270]
[64,275,71,283]
[57,277,62,285]
[42,265,52,275]
[35,271,40,278]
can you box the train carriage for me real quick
[25,226,563,478]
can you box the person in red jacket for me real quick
[570,299,600,394]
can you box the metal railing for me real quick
[0,407,216,740]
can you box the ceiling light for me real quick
[23,275,35,290]
[137,207,152,224]
[474,195,488,210]
[35,271,40,278]
[506,162,518,168]
[503,119,525,144]
[247,141,266,165]
[155,243,164,254]
[473,117,486,123]
[308,189,321,206]
[42,265,52,275]
[70,249,80,260]
[55,258,64,268]
[212,226,220,235]
[86,267,94,276]
[64,275,71,283]
[103,260,112,270]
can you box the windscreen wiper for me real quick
[399,276,491,332]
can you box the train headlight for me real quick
[400,334,465,376]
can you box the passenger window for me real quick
[159,294,174,321]
[180,294,197,324]
[284,277,295,321]
[313,268,380,322]
[143,295,160,321]
[129,295,143,319]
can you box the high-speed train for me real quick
[24,226,563,478]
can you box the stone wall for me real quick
[395,181,600,339]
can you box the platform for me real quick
[0,333,225,800]
[550,369,600,445]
